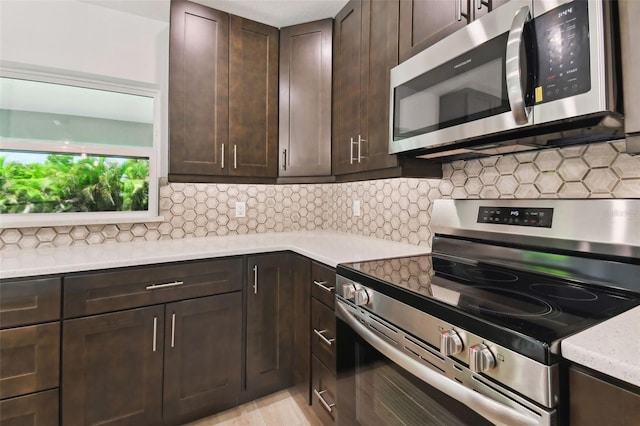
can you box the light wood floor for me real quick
[183,388,324,426]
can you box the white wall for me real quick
[0,0,170,176]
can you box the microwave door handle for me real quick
[335,301,541,426]
[506,5,532,125]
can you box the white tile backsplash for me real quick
[2,140,639,251]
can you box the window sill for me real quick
[0,212,164,229]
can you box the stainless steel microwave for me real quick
[389,0,623,160]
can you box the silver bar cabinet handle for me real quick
[357,134,366,163]
[253,265,258,294]
[171,312,176,348]
[456,0,468,21]
[313,389,335,413]
[349,137,355,165]
[233,144,237,169]
[221,144,225,169]
[313,280,335,293]
[146,280,184,291]
[476,0,489,10]
[282,149,287,171]
[152,316,157,352]
[506,5,532,125]
[313,328,335,346]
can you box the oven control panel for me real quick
[477,206,554,228]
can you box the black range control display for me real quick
[477,206,554,228]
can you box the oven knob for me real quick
[469,343,496,373]
[342,283,357,300]
[353,288,371,306]
[440,330,464,356]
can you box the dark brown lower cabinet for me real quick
[245,253,295,400]
[163,293,242,419]
[62,293,242,425]
[570,365,640,425]
[311,355,336,425]
[0,389,59,426]
[62,306,165,426]
[0,323,60,400]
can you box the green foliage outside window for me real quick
[0,154,149,214]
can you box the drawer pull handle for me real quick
[313,280,335,293]
[146,281,184,290]
[314,388,335,413]
[314,328,335,346]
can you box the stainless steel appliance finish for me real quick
[619,0,640,155]
[336,276,559,409]
[336,199,640,426]
[389,0,622,160]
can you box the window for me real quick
[0,67,160,228]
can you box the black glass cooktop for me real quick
[337,255,640,362]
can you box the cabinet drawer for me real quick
[311,298,336,374]
[64,258,243,318]
[311,262,335,309]
[311,355,336,425]
[0,389,59,426]
[0,277,61,329]
[0,323,60,399]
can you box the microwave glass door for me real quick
[393,33,511,142]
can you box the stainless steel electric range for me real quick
[335,199,640,426]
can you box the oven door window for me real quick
[393,33,510,141]
[336,319,493,426]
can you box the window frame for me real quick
[0,64,162,229]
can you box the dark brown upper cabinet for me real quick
[169,1,279,182]
[229,16,279,178]
[278,19,333,179]
[333,0,441,180]
[169,0,229,177]
[399,0,509,63]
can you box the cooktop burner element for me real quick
[530,283,599,301]
[470,287,554,318]
[464,267,519,282]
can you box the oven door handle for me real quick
[336,301,541,426]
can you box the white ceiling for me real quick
[82,0,348,28]
[192,0,347,28]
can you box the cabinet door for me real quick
[0,389,59,426]
[229,16,279,178]
[399,0,470,62]
[290,254,311,401]
[163,293,242,418]
[246,254,294,399]
[332,0,365,175]
[279,19,333,177]
[570,366,640,426]
[62,306,164,426]
[0,323,59,399]
[361,0,400,171]
[0,277,60,329]
[169,0,229,177]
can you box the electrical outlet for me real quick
[353,200,361,217]
[235,201,246,218]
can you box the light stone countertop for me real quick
[3,230,638,389]
[562,305,640,388]
[0,231,430,280]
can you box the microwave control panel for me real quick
[477,206,554,228]
[533,0,590,104]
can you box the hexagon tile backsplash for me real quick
[1,140,639,251]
